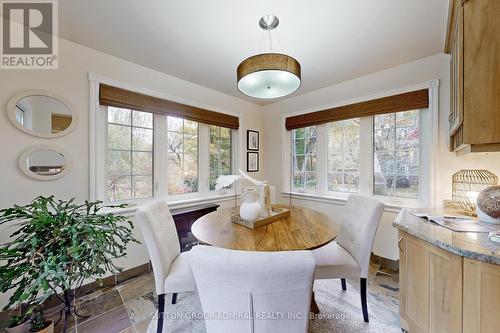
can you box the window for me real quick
[327,118,360,193]
[292,126,317,190]
[101,106,235,203]
[373,110,420,198]
[287,109,427,205]
[167,116,198,194]
[106,107,154,202]
[209,125,232,190]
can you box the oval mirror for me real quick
[19,146,71,180]
[7,91,77,138]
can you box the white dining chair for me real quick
[135,200,195,333]
[312,194,384,322]
[189,245,315,333]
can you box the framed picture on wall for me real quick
[247,130,259,151]
[247,152,259,172]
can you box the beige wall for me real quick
[261,53,500,260]
[0,38,263,308]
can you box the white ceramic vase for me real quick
[240,189,262,221]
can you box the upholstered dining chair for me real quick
[189,245,315,333]
[135,200,195,333]
[312,194,384,322]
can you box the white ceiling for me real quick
[59,0,449,105]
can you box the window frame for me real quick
[290,126,319,193]
[165,116,200,195]
[286,114,425,207]
[105,108,155,202]
[89,74,242,207]
[326,118,361,194]
[282,81,439,208]
[371,111,422,203]
[209,125,233,191]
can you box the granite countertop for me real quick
[393,208,500,265]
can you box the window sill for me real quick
[281,191,420,213]
[102,192,237,217]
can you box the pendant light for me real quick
[237,15,301,99]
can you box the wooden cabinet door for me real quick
[404,235,430,333]
[398,232,410,331]
[463,0,500,145]
[449,2,463,139]
[428,243,462,333]
[399,232,463,333]
[463,258,500,333]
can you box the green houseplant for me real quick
[0,196,138,332]
[29,308,53,333]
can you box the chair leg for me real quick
[157,293,165,333]
[341,278,347,291]
[171,293,177,305]
[360,278,369,322]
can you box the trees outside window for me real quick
[289,110,422,202]
[209,125,232,190]
[373,110,420,198]
[292,126,317,190]
[167,116,198,194]
[327,118,360,193]
[107,107,153,202]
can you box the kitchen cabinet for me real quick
[446,0,500,154]
[398,231,463,333]
[463,258,500,333]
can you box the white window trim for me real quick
[88,72,242,208]
[282,79,440,209]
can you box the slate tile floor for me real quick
[1,262,401,333]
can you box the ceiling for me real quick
[59,0,449,105]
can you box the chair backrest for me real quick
[135,200,180,295]
[189,245,315,333]
[336,194,384,278]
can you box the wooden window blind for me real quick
[99,84,239,129]
[285,89,429,130]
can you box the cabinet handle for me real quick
[398,237,404,253]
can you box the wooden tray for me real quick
[231,208,291,229]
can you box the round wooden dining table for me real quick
[191,204,339,252]
[191,204,338,313]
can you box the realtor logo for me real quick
[1,0,58,69]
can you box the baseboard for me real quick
[371,253,399,274]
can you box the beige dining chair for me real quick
[312,194,384,322]
[135,200,195,333]
[189,245,315,333]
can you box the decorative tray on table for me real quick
[231,208,290,229]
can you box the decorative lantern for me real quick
[452,170,498,215]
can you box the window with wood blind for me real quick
[96,84,238,203]
[285,89,431,206]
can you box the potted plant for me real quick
[0,196,138,332]
[29,308,53,333]
[6,312,30,333]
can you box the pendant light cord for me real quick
[268,29,273,52]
